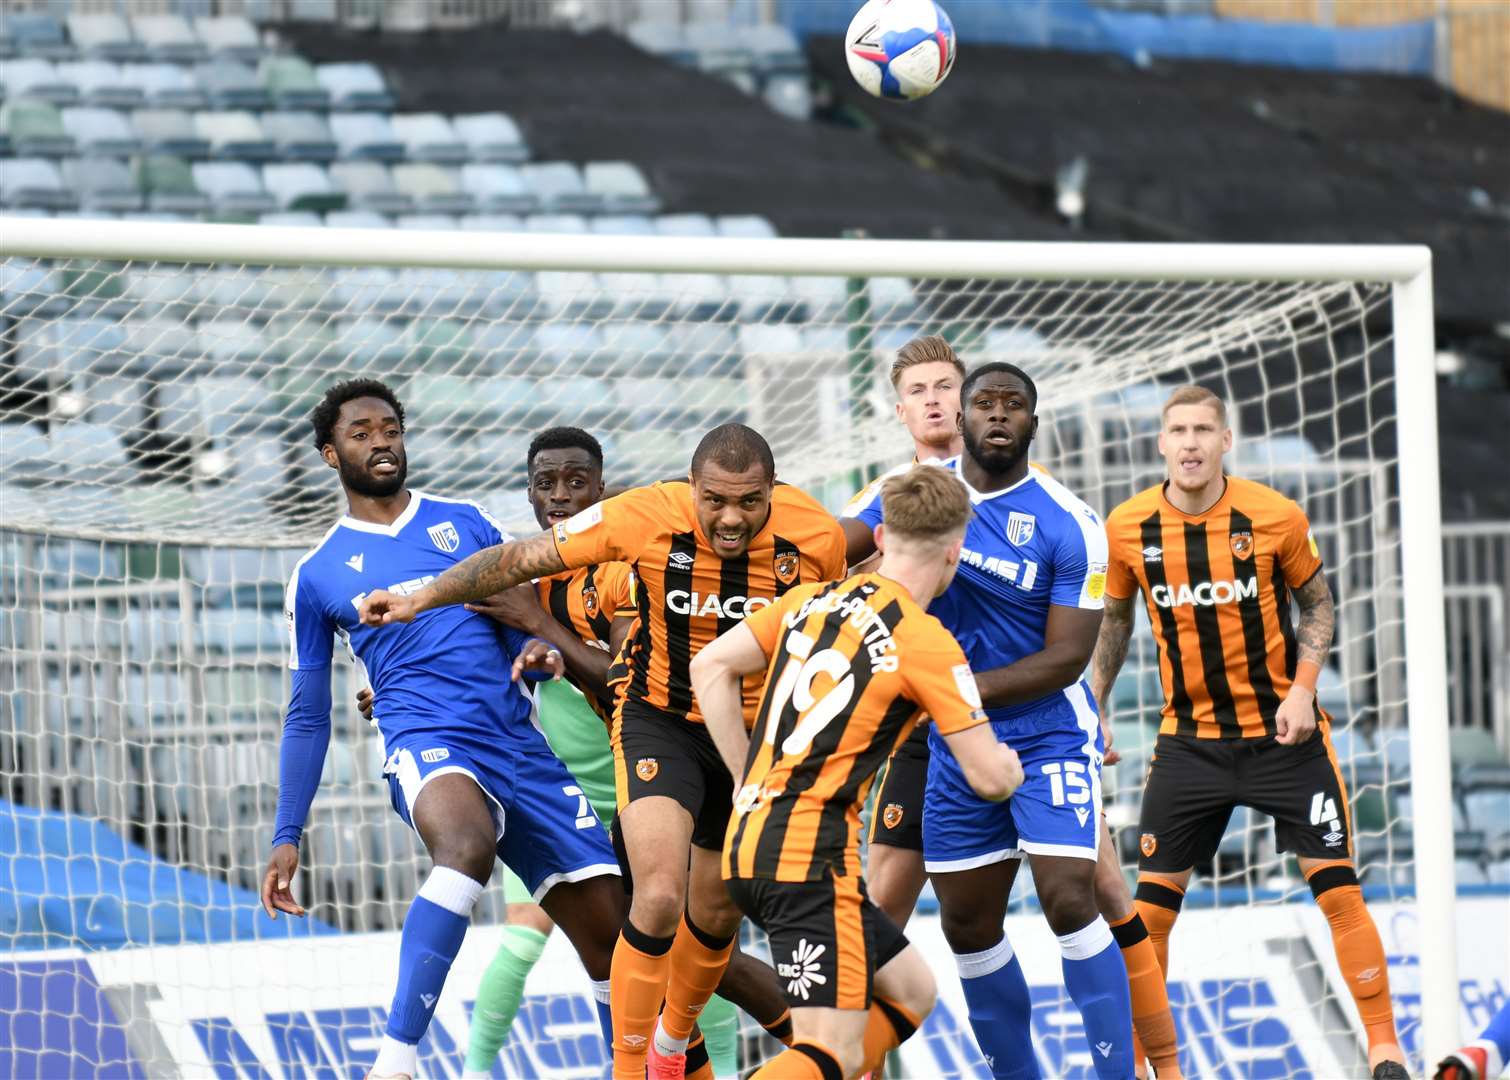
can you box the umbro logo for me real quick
[1142,546,1162,562]
[668,551,694,568]
[346,553,364,572]
[1096,1041,1113,1058]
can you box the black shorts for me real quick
[613,698,733,852]
[1138,730,1352,872]
[867,727,928,853]
[726,872,908,1011]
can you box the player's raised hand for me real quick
[512,638,564,683]
[261,843,305,920]
[358,588,422,626]
[1100,712,1120,766]
[1274,685,1318,745]
[355,687,374,721]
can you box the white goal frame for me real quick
[0,215,1458,1059]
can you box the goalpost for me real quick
[0,216,1456,1076]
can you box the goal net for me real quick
[0,218,1453,1078]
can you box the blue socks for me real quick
[955,935,1040,1079]
[1472,997,1510,1077]
[591,978,613,1051]
[1058,917,1134,1080]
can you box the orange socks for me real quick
[751,1041,842,1079]
[1110,911,1182,1078]
[1307,862,1399,1052]
[1133,874,1185,979]
[659,912,737,1046]
[763,1007,794,1046]
[610,921,674,1079]
[860,995,922,1075]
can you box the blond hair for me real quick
[1162,384,1227,426]
[891,335,965,389]
[881,465,972,544]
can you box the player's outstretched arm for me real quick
[264,667,332,919]
[942,725,1024,802]
[840,516,879,569]
[972,604,1103,711]
[1089,592,1137,764]
[359,531,569,626]
[1275,572,1334,745]
[690,622,770,780]
[464,584,612,701]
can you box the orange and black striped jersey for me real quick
[536,561,633,721]
[723,574,988,882]
[1105,476,1329,739]
[552,481,847,725]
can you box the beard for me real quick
[963,424,1032,476]
[338,451,407,498]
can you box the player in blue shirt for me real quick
[844,362,1134,1080]
[260,380,625,1080]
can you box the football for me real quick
[844,0,957,101]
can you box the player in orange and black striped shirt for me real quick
[1091,385,1407,1080]
[690,465,1022,1080]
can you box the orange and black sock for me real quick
[684,1028,713,1080]
[1110,910,1181,1078]
[860,994,923,1075]
[659,911,737,1048]
[610,920,673,1080]
[1307,862,1399,1054]
[751,1041,843,1080]
[1133,874,1185,979]
[762,1007,794,1046]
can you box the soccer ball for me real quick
[844,0,956,102]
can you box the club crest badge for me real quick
[882,803,904,830]
[1140,833,1158,858]
[427,521,460,553]
[636,758,659,782]
[582,584,599,620]
[1230,530,1254,560]
[1006,512,1036,546]
[774,551,799,585]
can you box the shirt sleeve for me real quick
[1048,504,1111,610]
[818,518,849,579]
[271,667,332,849]
[552,487,661,569]
[467,501,513,548]
[1103,510,1139,601]
[841,474,885,526]
[285,560,334,671]
[743,591,796,656]
[903,625,989,736]
[1277,499,1324,587]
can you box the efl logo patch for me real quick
[1140,833,1158,858]
[882,803,904,830]
[427,521,460,553]
[951,663,982,708]
[636,757,659,782]
[1308,529,1320,558]
[774,551,799,585]
[1230,530,1254,560]
[420,748,450,763]
[1087,561,1107,601]
[581,584,599,620]
[1006,511,1036,546]
[554,523,569,545]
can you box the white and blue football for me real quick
[845,0,956,102]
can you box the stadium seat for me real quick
[521,161,601,214]
[391,113,468,163]
[334,317,409,368]
[258,55,329,110]
[315,61,394,111]
[329,111,405,161]
[451,111,529,163]
[260,210,324,229]
[75,373,145,431]
[1489,859,1510,886]
[192,16,262,63]
[3,13,74,60]
[0,157,75,210]
[2,59,78,105]
[788,274,849,320]
[325,208,392,229]
[120,62,206,109]
[395,213,459,231]
[258,110,336,161]
[61,107,140,156]
[600,321,674,368]
[764,73,812,121]
[459,163,538,214]
[57,60,142,108]
[196,59,271,110]
[591,214,656,236]
[870,276,919,318]
[194,110,275,161]
[192,161,275,214]
[601,271,676,320]
[737,274,797,322]
[326,267,403,315]
[584,161,661,214]
[1,101,76,157]
[669,322,740,372]
[66,14,144,62]
[1464,788,1510,846]
[132,154,210,214]
[130,15,206,63]
[534,271,609,320]
[1450,726,1503,765]
[328,161,413,214]
[129,108,207,158]
[263,162,345,212]
[392,163,475,214]
[472,269,539,319]
[62,157,142,213]
[718,214,778,239]
[525,212,589,234]
[459,212,524,233]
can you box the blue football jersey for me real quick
[847,458,1109,734]
[284,491,540,751]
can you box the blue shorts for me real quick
[384,732,620,902]
[923,685,1104,872]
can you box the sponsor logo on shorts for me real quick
[883,803,904,830]
[636,757,659,782]
[420,748,449,763]
[427,521,460,553]
[582,584,599,620]
[1140,832,1158,858]
[774,551,799,585]
[776,939,828,1001]
[1230,530,1254,560]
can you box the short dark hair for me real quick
[309,378,405,450]
[527,426,604,473]
[690,423,775,481]
[961,362,1037,411]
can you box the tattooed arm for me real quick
[358,531,569,626]
[1088,592,1137,764]
[1274,571,1334,745]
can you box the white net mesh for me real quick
[0,229,1431,1075]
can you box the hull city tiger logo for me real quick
[428,521,461,553]
[1230,530,1254,560]
[636,758,659,782]
[774,552,799,585]
[882,803,904,830]
[1140,833,1158,858]
[582,584,599,620]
